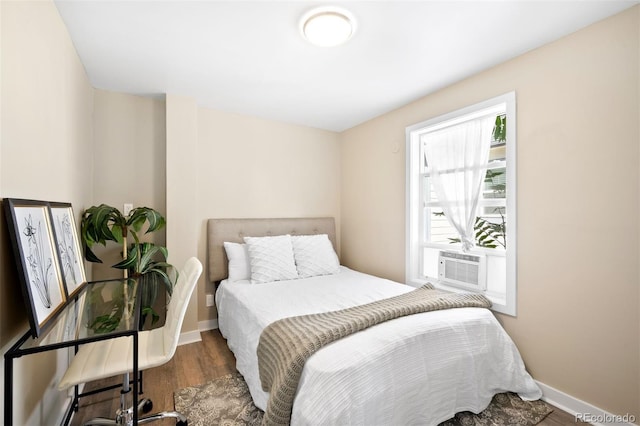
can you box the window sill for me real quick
[407,278,515,317]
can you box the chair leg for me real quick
[137,398,153,414]
[137,411,187,425]
[83,373,133,426]
[138,370,144,394]
[82,418,117,426]
[82,373,187,426]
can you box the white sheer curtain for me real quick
[422,116,493,252]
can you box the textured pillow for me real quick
[291,234,340,278]
[243,235,299,284]
[223,242,251,282]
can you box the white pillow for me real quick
[291,234,340,278]
[223,242,251,282]
[243,235,299,284]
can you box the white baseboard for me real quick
[176,319,218,347]
[198,319,219,331]
[536,380,638,425]
[177,329,202,346]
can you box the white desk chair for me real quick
[58,257,203,426]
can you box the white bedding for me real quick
[216,266,541,425]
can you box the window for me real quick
[406,92,516,316]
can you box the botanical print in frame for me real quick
[50,202,86,298]
[4,199,66,337]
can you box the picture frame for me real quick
[4,198,67,337]
[50,202,87,298]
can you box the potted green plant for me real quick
[81,204,177,329]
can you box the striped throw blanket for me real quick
[257,283,492,425]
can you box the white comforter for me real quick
[216,267,541,425]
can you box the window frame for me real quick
[405,92,517,316]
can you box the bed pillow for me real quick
[243,235,299,284]
[223,242,251,282]
[291,234,340,278]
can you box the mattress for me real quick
[216,266,541,425]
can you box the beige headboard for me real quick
[207,217,337,283]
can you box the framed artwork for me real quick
[4,198,67,337]
[50,202,87,298]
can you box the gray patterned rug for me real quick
[174,373,553,426]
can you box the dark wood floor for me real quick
[70,329,581,425]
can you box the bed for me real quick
[208,217,541,425]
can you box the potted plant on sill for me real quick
[81,204,177,331]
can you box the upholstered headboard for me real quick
[207,217,337,283]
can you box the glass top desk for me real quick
[4,278,143,426]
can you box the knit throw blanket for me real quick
[257,283,492,425]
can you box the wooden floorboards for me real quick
[69,330,236,426]
[70,329,579,425]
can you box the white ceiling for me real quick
[54,0,637,132]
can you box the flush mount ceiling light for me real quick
[300,7,356,47]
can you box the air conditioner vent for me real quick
[438,251,486,291]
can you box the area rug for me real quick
[174,372,553,426]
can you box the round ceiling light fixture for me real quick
[300,7,356,47]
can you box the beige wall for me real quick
[341,6,639,419]
[196,108,341,322]
[1,0,638,422]
[0,0,94,423]
[92,90,166,279]
[166,94,200,335]
[87,90,342,333]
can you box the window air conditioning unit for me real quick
[438,251,487,291]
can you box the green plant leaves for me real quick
[492,114,506,142]
[81,204,124,245]
[81,204,127,263]
[127,207,166,234]
[484,169,506,194]
[80,203,177,310]
[433,211,506,249]
[80,204,177,335]
[138,243,168,272]
[81,205,167,262]
[89,313,121,334]
[112,244,139,270]
[475,217,498,248]
[142,307,160,326]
